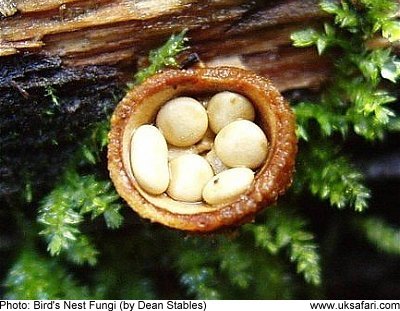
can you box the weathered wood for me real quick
[0,53,123,198]
[1,0,330,91]
[0,0,332,198]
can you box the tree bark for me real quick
[1,0,331,90]
[1,0,331,198]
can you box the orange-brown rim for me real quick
[108,67,297,232]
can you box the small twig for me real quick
[10,81,29,98]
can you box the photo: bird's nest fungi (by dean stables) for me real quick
[108,67,297,232]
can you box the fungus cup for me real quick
[108,67,297,232]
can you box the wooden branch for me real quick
[1,0,330,91]
[1,0,332,198]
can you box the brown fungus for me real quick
[108,67,297,232]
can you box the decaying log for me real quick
[1,0,330,90]
[0,0,332,198]
[0,53,123,197]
